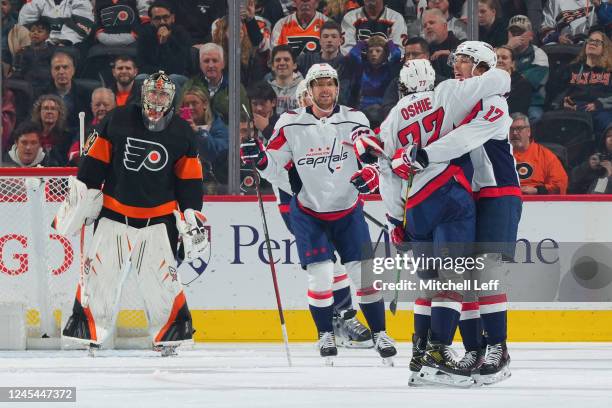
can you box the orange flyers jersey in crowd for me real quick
[271,11,329,55]
[514,142,568,194]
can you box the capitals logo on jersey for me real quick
[123,137,168,172]
[296,138,348,173]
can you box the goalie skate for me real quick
[417,342,475,388]
[333,309,373,349]
[154,344,179,357]
[318,331,337,366]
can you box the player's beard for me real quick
[314,91,336,111]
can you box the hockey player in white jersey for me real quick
[241,63,396,364]
[390,41,521,383]
[393,42,521,385]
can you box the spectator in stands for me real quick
[595,1,612,38]
[382,37,447,117]
[562,30,612,138]
[496,45,532,115]
[136,0,192,87]
[2,121,53,167]
[510,112,568,195]
[341,0,407,55]
[10,19,54,97]
[2,0,29,74]
[541,0,601,45]
[323,0,360,23]
[422,8,462,79]
[1,74,17,154]
[179,83,229,188]
[271,0,329,56]
[247,81,279,142]
[342,35,401,126]
[165,0,227,45]
[296,20,343,76]
[570,125,612,193]
[93,0,145,46]
[479,0,506,47]
[427,0,467,40]
[211,1,271,88]
[111,55,141,107]
[68,88,116,164]
[30,94,72,166]
[254,0,285,28]
[193,43,249,124]
[45,51,92,133]
[18,0,94,47]
[268,44,303,115]
[499,0,543,34]
[505,15,549,123]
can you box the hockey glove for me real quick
[240,138,268,170]
[174,209,210,262]
[390,145,427,180]
[387,214,409,251]
[350,164,380,194]
[351,126,384,164]
[52,176,102,236]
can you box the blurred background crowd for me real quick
[1,0,611,194]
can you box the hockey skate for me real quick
[474,342,511,385]
[154,344,179,357]
[333,309,373,349]
[318,331,338,366]
[372,331,397,366]
[87,342,101,358]
[417,341,475,388]
[409,335,427,386]
[456,345,486,374]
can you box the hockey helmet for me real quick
[449,41,497,70]
[142,71,176,127]
[295,79,312,108]
[399,59,436,96]
[305,63,339,89]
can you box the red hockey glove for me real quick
[350,164,380,194]
[391,145,425,180]
[386,215,409,251]
[240,138,267,170]
[351,126,384,164]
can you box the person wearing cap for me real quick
[505,14,549,123]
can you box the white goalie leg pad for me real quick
[345,261,382,304]
[133,223,190,346]
[332,261,350,291]
[52,177,102,236]
[73,218,138,345]
[307,261,334,307]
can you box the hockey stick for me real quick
[243,105,292,367]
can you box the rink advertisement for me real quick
[1,190,611,341]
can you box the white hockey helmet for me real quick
[142,71,176,130]
[450,41,497,70]
[295,79,311,108]
[305,63,339,89]
[399,59,436,96]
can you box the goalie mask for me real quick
[142,71,176,131]
[399,59,436,97]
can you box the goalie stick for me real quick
[243,104,292,367]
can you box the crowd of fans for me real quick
[1,0,611,194]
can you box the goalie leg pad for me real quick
[132,223,193,346]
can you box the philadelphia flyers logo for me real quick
[124,137,168,172]
[516,162,533,179]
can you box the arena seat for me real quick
[541,44,581,110]
[534,111,594,168]
[80,44,138,85]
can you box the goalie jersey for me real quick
[261,105,369,219]
[78,104,204,220]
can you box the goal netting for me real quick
[0,168,149,349]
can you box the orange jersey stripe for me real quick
[103,195,178,218]
[87,136,112,164]
[155,291,187,343]
[174,156,203,180]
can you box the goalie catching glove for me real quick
[173,209,209,262]
[52,176,102,236]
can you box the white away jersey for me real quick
[261,106,369,217]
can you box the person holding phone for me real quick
[179,83,229,187]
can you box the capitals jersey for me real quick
[422,70,520,200]
[271,11,329,55]
[79,104,204,219]
[260,106,369,219]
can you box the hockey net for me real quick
[0,168,149,349]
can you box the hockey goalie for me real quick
[53,72,206,356]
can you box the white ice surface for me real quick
[1,343,611,408]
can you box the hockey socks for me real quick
[479,294,508,344]
[413,297,431,340]
[430,291,462,345]
[359,299,386,333]
[332,273,352,313]
[309,305,334,333]
[459,302,483,352]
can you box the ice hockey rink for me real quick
[1,342,611,408]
